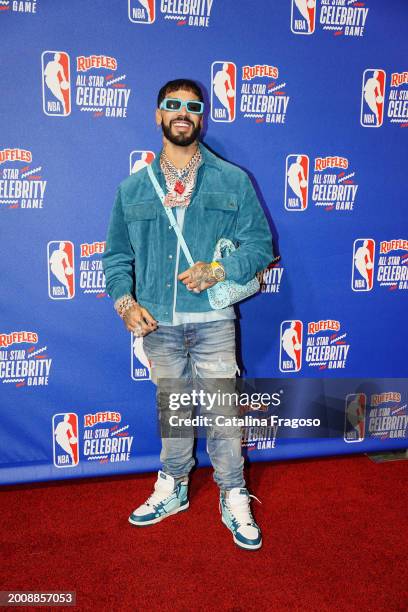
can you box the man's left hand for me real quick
[178,262,218,293]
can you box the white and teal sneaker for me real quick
[129,471,189,527]
[220,487,262,550]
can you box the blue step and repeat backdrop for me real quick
[1,0,407,485]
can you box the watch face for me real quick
[214,266,225,281]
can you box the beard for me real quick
[161,117,201,147]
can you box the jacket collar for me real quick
[151,141,221,176]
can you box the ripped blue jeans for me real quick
[142,320,245,490]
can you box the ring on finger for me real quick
[133,324,143,336]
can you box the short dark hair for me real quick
[157,79,204,108]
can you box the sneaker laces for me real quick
[144,480,174,508]
[225,493,261,527]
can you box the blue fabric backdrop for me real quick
[1,0,407,484]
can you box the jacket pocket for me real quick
[202,192,238,212]
[202,193,238,245]
[123,201,157,222]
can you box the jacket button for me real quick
[168,254,173,259]
[168,225,172,229]
[166,283,171,288]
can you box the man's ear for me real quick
[155,108,162,126]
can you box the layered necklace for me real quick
[160,147,202,208]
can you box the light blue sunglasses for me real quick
[160,98,204,114]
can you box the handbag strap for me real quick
[147,164,195,267]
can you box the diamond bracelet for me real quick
[114,294,137,319]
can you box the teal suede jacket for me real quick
[102,143,273,323]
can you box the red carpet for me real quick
[1,454,407,611]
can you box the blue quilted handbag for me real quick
[207,238,260,309]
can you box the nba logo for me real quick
[291,0,316,35]
[41,51,71,117]
[352,239,375,292]
[211,61,236,123]
[129,151,155,175]
[128,0,155,23]
[279,320,303,372]
[47,241,75,300]
[53,413,79,467]
[285,155,309,211]
[360,69,386,128]
[131,335,151,381]
[344,394,366,443]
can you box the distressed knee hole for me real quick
[194,357,240,378]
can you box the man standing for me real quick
[102,79,273,550]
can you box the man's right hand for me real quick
[123,303,158,336]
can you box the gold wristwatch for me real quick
[210,261,226,282]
